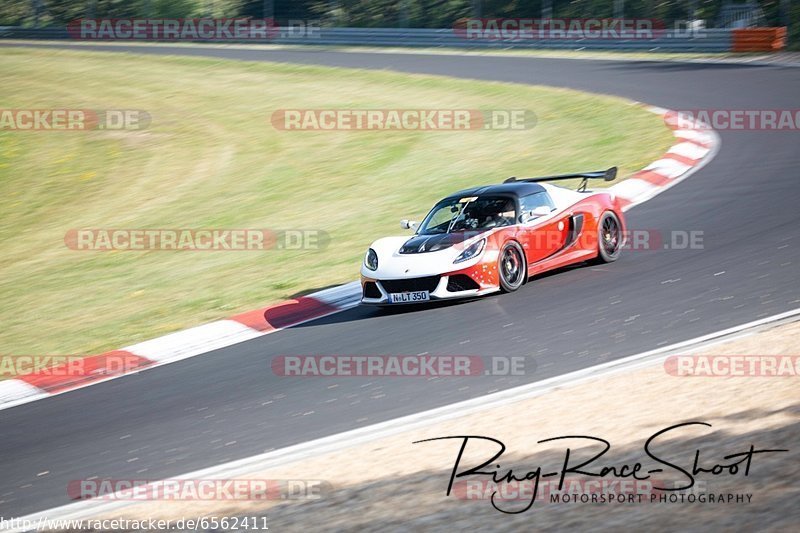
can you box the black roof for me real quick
[443,181,545,201]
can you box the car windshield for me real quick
[417,196,517,235]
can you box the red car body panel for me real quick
[360,180,626,304]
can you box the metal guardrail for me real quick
[0,26,734,52]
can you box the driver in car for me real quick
[481,199,515,228]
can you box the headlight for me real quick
[365,248,378,270]
[454,238,485,264]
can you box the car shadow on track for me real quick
[290,261,594,329]
[290,296,479,329]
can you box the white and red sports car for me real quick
[360,168,625,304]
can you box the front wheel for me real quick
[499,241,526,292]
[596,211,622,263]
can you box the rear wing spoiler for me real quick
[505,166,617,192]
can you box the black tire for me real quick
[498,241,526,292]
[596,211,623,263]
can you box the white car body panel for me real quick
[361,234,491,280]
[360,184,616,304]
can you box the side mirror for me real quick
[400,219,418,230]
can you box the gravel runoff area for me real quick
[78,320,800,532]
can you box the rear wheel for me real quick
[596,211,622,263]
[499,241,526,292]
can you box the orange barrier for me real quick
[732,27,787,52]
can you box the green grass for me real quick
[0,47,673,361]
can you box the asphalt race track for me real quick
[1,43,799,517]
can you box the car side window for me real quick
[520,192,555,214]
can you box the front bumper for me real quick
[360,273,499,305]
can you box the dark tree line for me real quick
[1,0,796,45]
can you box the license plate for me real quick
[389,291,430,303]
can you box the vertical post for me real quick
[779,0,789,28]
[399,0,409,27]
[32,0,40,28]
[472,0,482,18]
[781,0,791,47]
[542,0,552,20]
[614,0,624,20]
[330,1,339,26]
